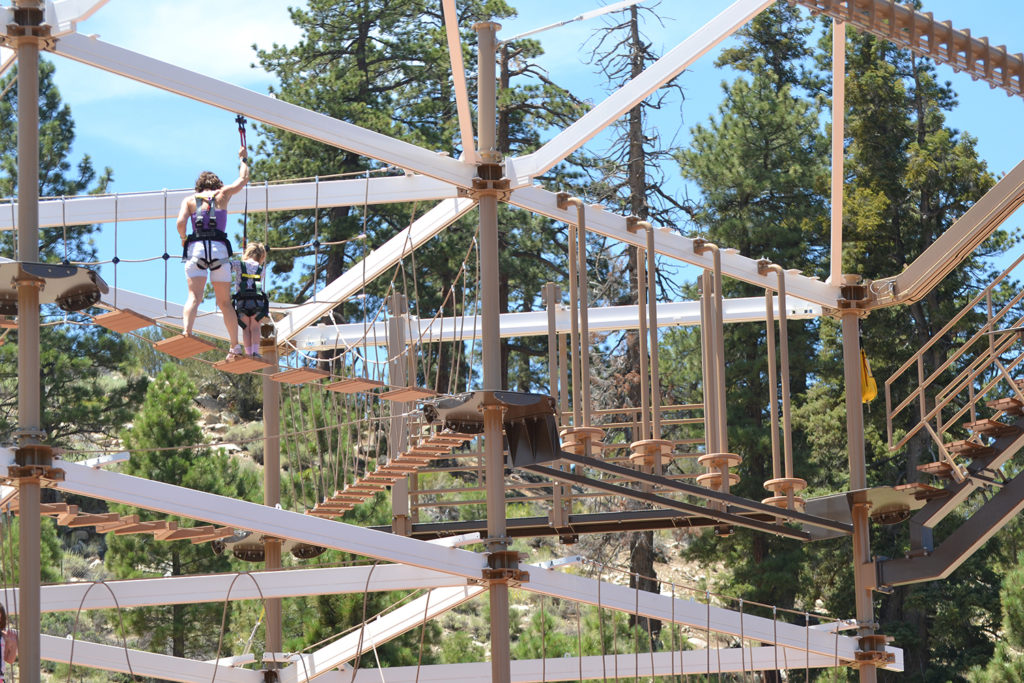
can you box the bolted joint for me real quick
[756,258,773,276]
[855,633,894,665]
[460,164,510,201]
[483,549,529,585]
[693,237,717,254]
[555,192,573,211]
[835,275,873,314]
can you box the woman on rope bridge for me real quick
[232,241,270,360]
[176,146,250,360]
[0,604,18,681]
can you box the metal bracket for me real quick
[7,465,64,482]
[836,281,873,313]
[458,163,511,201]
[855,633,895,665]
[483,549,529,585]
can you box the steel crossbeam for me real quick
[790,0,1024,99]
[51,34,477,188]
[46,457,485,580]
[41,633,263,683]
[290,296,822,350]
[274,197,476,342]
[521,565,901,667]
[0,565,468,612]
[280,585,484,683]
[0,175,458,230]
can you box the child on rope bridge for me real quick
[232,242,270,360]
[0,604,18,681]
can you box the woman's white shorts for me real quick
[183,241,231,282]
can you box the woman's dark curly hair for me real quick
[195,171,223,192]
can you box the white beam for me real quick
[51,34,477,188]
[291,296,822,350]
[3,565,467,612]
[50,459,485,580]
[0,175,458,230]
[522,563,871,663]
[509,185,838,307]
[331,648,898,681]
[871,157,1024,308]
[41,633,263,683]
[274,197,476,342]
[280,585,484,683]
[505,0,774,186]
[47,0,110,37]
[441,0,477,163]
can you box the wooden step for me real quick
[986,396,1024,415]
[154,334,216,359]
[326,377,385,394]
[214,355,272,374]
[963,418,1020,438]
[945,440,994,458]
[379,387,438,402]
[917,460,956,479]
[94,308,155,334]
[269,367,330,385]
[894,482,949,502]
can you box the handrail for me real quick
[885,252,1024,453]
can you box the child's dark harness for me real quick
[233,263,269,328]
[182,195,233,270]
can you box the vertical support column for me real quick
[13,5,49,682]
[261,335,282,659]
[842,306,877,683]
[830,19,846,285]
[475,20,512,683]
[389,294,412,536]
[544,283,568,529]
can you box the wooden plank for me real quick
[214,356,273,374]
[269,367,330,385]
[93,308,155,334]
[326,377,385,394]
[154,334,216,359]
[379,387,438,402]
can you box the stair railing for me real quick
[885,252,1024,461]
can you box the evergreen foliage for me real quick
[106,365,258,660]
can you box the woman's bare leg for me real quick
[183,276,207,336]
[212,281,239,348]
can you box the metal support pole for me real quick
[830,19,846,285]
[636,244,651,442]
[14,5,49,681]
[699,272,717,454]
[765,290,781,480]
[567,221,582,428]
[261,337,282,657]
[389,294,412,535]
[842,307,877,682]
[645,225,663,444]
[475,20,511,683]
[575,203,593,427]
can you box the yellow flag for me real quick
[860,349,877,403]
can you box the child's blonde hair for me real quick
[243,242,266,263]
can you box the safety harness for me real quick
[182,194,233,270]
[233,262,269,328]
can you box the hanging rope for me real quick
[236,114,249,249]
[66,580,138,682]
[210,572,271,683]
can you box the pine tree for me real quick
[0,60,145,448]
[967,554,1024,681]
[671,5,828,638]
[105,365,257,661]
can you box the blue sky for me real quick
[9,0,1024,306]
